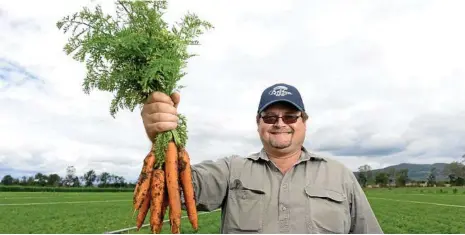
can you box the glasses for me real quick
[261,114,301,124]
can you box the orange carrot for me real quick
[165,141,181,233]
[150,169,165,234]
[136,188,151,231]
[179,149,198,231]
[134,151,156,211]
[155,190,169,234]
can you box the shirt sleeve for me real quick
[185,156,232,211]
[348,171,384,234]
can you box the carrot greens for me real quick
[57,1,212,233]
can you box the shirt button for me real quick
[283,184,288,189]
[281,205,287,211]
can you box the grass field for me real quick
[1,187,464,234]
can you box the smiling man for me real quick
[141,83,383,234]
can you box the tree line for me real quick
[0,166,135,188]
[356,158,465,188]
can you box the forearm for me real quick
[181,157,232,211]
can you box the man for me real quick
[141,83,383,234]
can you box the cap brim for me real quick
[258,99,304,113]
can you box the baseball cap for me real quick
[257,83,305,113]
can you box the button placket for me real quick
[278,172,291,233]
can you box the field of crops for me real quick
[0,187,464,234]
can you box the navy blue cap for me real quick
[257,83,305,113]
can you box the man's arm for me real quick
[182,156,233,211]
[348,171,384,234]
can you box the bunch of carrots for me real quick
[56,1,211,232]
[133,142,197,233]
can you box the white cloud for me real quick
[1,0,465,183]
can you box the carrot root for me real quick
[136,188,151,231]
[155,190,169,234]
[179,149,198,231]
[165,142,182,234]
[133,152,156,210]
[134,140,197,233]
[149,169,166,234]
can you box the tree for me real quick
[72,176,81,187]
[367,168,373,185]
[12,178,20,185]
[34,173,48,186]
[113,175,126,187]
[357,165,372,187]
[48,174,61,187]
[63,166,77,187]
[395,169,409,187]
[98,172,110,187]
[118,176,126,187]
[20,176,27,186]
[1,175,14,185]
[375,172,389,187]
[26,176,34,186]
[82,170,97,187]
[427,167,437,186]
[109,174,116,186]
[387,168,396,185]
[443,161,465,186]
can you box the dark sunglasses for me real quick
[261,114,301,124]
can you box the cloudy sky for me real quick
[1,0,464,182]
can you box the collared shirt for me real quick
[189,147,383,234]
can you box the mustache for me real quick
[269,127,294,133]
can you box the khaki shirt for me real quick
[189,147,383,234]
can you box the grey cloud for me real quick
[0,166,37,178]
[0,149,52,175]
[0,58,43,83]
[401,111,465,158]
[2,0,465,182]
[306,111,465,168]
[308,126,406,157]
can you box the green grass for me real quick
[0,192,220,234]
[364,187,465,234]
[1,187,464,233]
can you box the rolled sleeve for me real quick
[349,172,384,234]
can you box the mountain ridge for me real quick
[356,162,449,181]
[0,162,453,182]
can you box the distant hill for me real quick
[358,163,449,181]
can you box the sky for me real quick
[1,0,465,183]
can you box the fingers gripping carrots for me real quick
[133,137,198,233]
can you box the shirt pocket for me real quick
[304,185,350,234]
[224,179,265,233]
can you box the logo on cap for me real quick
[268,85,292,97]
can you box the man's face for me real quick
[257,102,307,154]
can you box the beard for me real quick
[269,139,292,149]
[268,128,294,149]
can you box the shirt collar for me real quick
[247,146,327,162]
